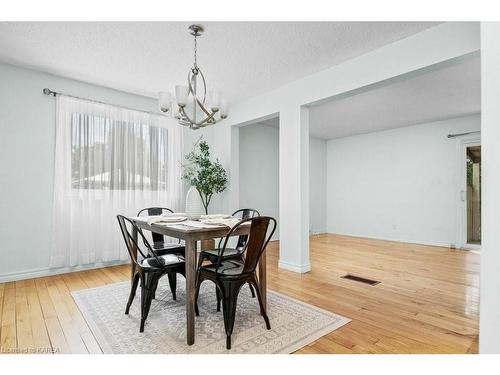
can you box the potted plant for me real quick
[182,138,228,250]
[182,137,228,216]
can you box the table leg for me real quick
[258,248,267,310]
[185,239,197,345]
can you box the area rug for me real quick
[72,277,350,353]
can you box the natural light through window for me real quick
[70,113,169,190]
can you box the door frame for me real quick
[457,136,481,251]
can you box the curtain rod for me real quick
[447,130,481,139]
[42,88,166,118]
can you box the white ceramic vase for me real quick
[185,186,205,220]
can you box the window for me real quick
[51,96,184,268]
[70,113,169,190]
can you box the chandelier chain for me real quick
[194,34,198,69]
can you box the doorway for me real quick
[466,145,481,246]
[459,139,481,250]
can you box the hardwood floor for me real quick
[0,234,479,354]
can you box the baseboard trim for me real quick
[0,260,130,283]
[309,232,327,238]
[326,231,452,248]
[309,231,327,236]
[278,260,311,273]
[1,232,449,283]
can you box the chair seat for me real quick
[201,260,245,276]
[153,242,185,255]
[200,247,242,259]
[140,254,185,269]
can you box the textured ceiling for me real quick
[0,22,439,104]
[308,57,481,139]
[258,57,480,139]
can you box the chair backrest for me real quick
[137,207,174,244]
[117,215,160,267]
[232,208,260,250]
[217,216,276,274]
[232,208,260,219]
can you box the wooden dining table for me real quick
[128,217,267,346]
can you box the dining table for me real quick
[128,216,267,345]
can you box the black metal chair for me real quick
[196,208,260,310]
[137,207,185,256]
[117,215,185,332]
[195,216,276,349]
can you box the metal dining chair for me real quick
[117,215,185,332]
[196,208,260,310]
[137,207,185,256]
[194,216,276,349]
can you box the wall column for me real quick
[278,105,310,273]
[479,22,500,353]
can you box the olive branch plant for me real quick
[182,137,228,215]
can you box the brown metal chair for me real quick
[194,216,276,349]
[196,208,260,309]
[117,215,185,332]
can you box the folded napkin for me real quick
[147,214,188,225]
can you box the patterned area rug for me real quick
[72,277,350,353]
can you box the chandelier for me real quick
[158,24,228,129]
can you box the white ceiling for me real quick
[258,57,480,139]
[0,22,439,104]
[308,57,481,139]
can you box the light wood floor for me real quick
[0,234,479,354]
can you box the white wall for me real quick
[479,22,500,354]
[309,137,327,234]
[238,123,327,239]
[238,123,280,239]
[326,114,480,247]
[0,62,211,281]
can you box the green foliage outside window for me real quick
[466,159,473,187]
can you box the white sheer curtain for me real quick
[51,96,184,268]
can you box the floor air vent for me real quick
[341,274,380,286]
